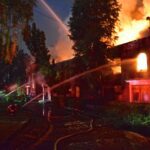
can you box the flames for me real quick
[116,0,150,45]
[39,0,150,61]
[137,52,148,72]
[53,0,150,60]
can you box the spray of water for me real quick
[38,0,69,35]
[50,58,136,90]
[23,93,42,107]
[38,0,74,62]
[5,83,27,97]
[23,58,136,107]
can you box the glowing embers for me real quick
[137,52,148,72]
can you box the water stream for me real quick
[14,1,137,107]
[38,0,69,35]
[23,58,136,107]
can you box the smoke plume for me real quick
[49,28,74,62]
[36,0,74,62]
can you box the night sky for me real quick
[45,0,73,20]
[33,0,74,60]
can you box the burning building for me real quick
[112,36,150,103]
[53,36,150,104]
[107,0,150,103]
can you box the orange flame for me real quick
[137,52,148,72]
[116,0,150,45]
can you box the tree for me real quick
[0,0,36,63]
[0,49,29,89]
[23,23,59,86]
[23,23,50,73]
[69,0,120,68]
[9,50,28,84]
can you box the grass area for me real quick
[96,102,150,136]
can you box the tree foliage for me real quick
[69,0,120,68]
[0,0,35,24]
[0,0,36,63]
[0,49,29,89]
[23,23,51,75]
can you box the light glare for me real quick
[137,53,148,72]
